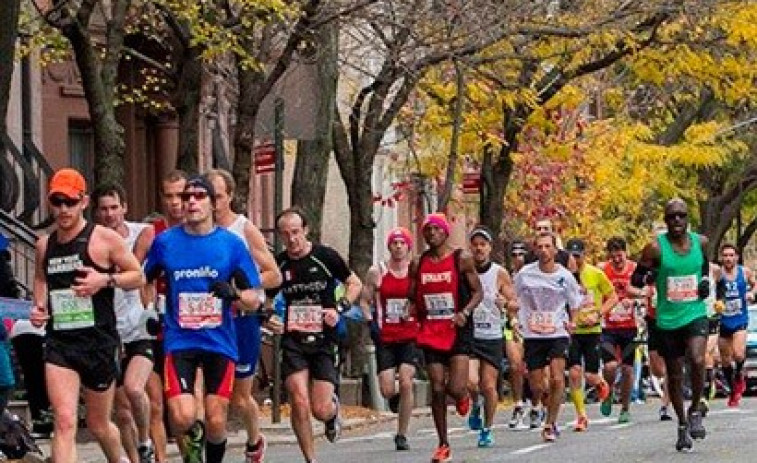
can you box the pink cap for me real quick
[386,227,413,249]
[422,213,450,235]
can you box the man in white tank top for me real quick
[466,227,516,448]
[208,169,282,463]
[93,184,156,463]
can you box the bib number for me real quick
[424,293,455,320]
[50,289,95,330]
[666,275,698,303]
[384,298,407,324]
[724,298,743,317]
[527,312,556,335]
[288,305,323,333]
[178,293,222,330]
[608,302,634,323]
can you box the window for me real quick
[68,120,94,188]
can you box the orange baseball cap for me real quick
[49,168,86,199]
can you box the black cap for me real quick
[510,240,527,254]
[566,238,585,255]
[185,175,217,205]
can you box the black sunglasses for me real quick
[665,212,687,220]
[49,195,81,208]
[180,191,209,202]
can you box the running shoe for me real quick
[735,375,747,396]
[529,408,543,429]
[600,390,614,417]
[618,410,631,424]
[541,423,559,443]
[574,414,588,432]
[138,442,155,463]
[659,405,672,421]
[388,393,401,414]
[431,443,451,463]
[508,406,525,429]
[182,420,205,463]
[676,424,693,452]
[687,409,706,440]
[478,428,494,448]
[245,434,267,463]
[468,401,482,431]
[394,434,409,451]
[699,398,709,418]
[325,394,342,443]
[456,395,471,416]
[596,380,611,403]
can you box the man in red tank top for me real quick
[362,227,419,451]
[599,236,644,423]
[408,213,483,463]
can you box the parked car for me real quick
[743,306,757,394]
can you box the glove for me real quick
[210,281,239,302]
[337,297,351,314]
[643,269,658,286]
[698,278,711,300]
[139,307,160,339]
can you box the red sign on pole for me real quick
[462,172,481,194]
[254,142,276,174]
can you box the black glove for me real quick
[210,281,239,302]
[146,316,161,336]
[643,269,658,286]
[698,277,711,300]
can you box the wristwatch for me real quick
[337,297,351,313]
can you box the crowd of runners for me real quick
[20,166,753,463]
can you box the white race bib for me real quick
[288,305,323,333]
[178,292,222,330]
[527,312,556,335]
[423,293,455,320]
[384,298,407,324]
[608,302,634,322]
[666,275,698,303]
[50,289,95,330]
[724,298,743,317]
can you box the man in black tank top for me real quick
[30,168,145,463]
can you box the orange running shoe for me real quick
[431,444,451,463]
[574,415,588,432]
[596,379,610,403]
[456,395,471,416]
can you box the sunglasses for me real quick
[49,195,81,208]
[664,212,687,220]
[180,191,209,202]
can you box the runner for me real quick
[700,262,721,415]
[644,283,673,421]
[565,238,615,431]
[143,175,264,463]
[361,227,419,451]
[30,168,146,463]
[465,226,515,447]
[631,198,710,451]
[148,169,188,463]
[92,183,156,463]
[408,213,483,462]
[513,232,582,443]
[717,243,755,407]
[599,237,643,423]
[505,240,528,429]
[274,207,362,463]
[207,168,282,462]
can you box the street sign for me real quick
[462,172,481,194]
[254,142,276,174]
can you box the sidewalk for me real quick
[35,407,434,461]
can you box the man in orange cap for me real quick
[408,213,483,463]
[30,168,146,463]
[362,227,419,451]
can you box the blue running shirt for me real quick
[144,226,261,361]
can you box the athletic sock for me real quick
[570,388,586,416]
[206,439,227,463]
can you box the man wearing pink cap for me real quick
[362,227,419,451]
[408,213,483,463]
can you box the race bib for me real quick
[666,275,698,303]
[384,298,407,324]
[473,307,491,329]
[50,289,95,330]
[178,292,222,330]
[724,298,743,317]
[424,293,455,320]
[288,304,323,333]
[608,302,634,322]
[576,307,599,327]
[527,311,556,335]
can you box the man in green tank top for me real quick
[631,199,710,453]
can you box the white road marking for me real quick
[510,443,551,455]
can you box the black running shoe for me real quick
[676,424,693,452]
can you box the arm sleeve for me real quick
[143,238,163,283]
[232,239,262,290]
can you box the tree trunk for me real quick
[436,61,464,212]
[174,48,203,174]
[291,24,338,244]
[232,64,265,210]
[0,0,20,136]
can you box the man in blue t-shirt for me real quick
[144,175,263,463]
